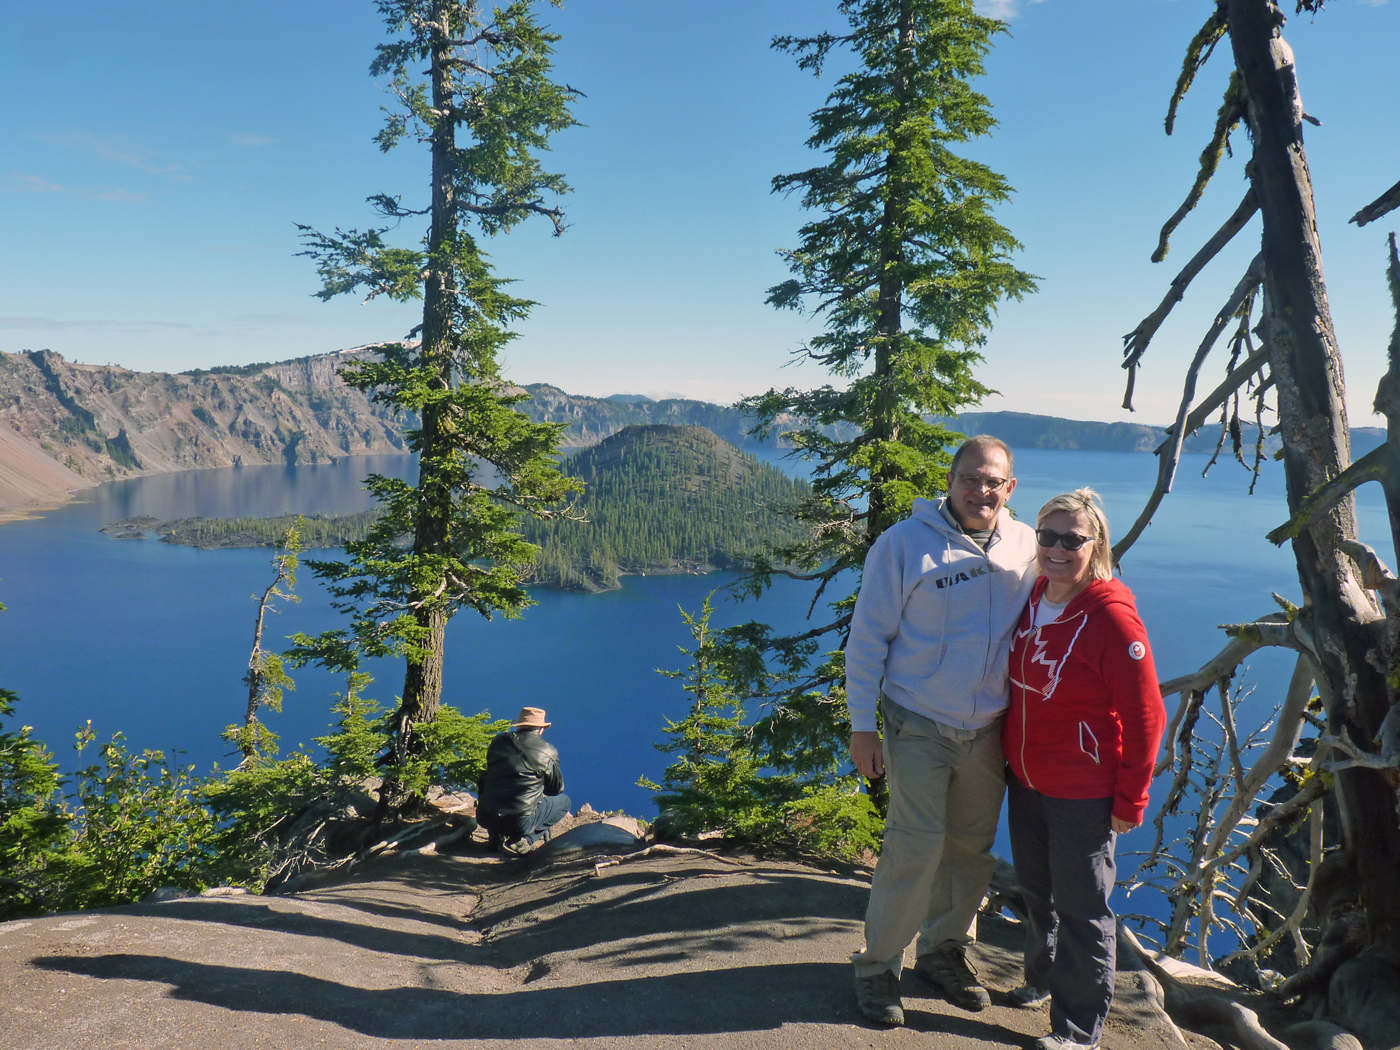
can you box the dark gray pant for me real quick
[1007,775,1117,1046]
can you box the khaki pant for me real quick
[852,697,1007,979]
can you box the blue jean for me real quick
[481,793,571,845]
[1007,775,1117,1046]
[520,793,571,844]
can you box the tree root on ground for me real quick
[1118,923,1309,1050]
[593,843,748,876]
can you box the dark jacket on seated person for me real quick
[478,730,563,823]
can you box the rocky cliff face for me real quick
[0,349,781,515]
[0,348,408,502]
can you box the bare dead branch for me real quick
[1165,8,1230,137]
[1158,689,1204,776]
[1158,612,1289,697]
[1335,539,1400,609]
[1149,690,1205,857]
[1265,442,1392,545]
[1180,775,1328,900]
[1350,177,1400,227]
[1199,654,1313,864]
[1156,342,1271,455]
[1116,255,1264,563]
[1219,677,1248,791]
[1218,617,1311,655]
[1122,189,1259,410]
[1152,73,1247,265]
[593,843,748,876]
[1322,725,1400,772]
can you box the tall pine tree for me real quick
[294,0,580,816]
[737,0,1035,810]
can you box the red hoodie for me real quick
[1005,576,1166,824]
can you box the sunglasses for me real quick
[1036,528,1093,552]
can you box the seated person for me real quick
[477,707,570,851]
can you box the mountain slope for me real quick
[0,351,776,515]
[0,348,406,506]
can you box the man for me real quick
[477,707,571,853]
[846,435,1038,1026]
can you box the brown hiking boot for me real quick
[854,970,905,1026]
[914,941,991,1011]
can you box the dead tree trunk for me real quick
[1227,0,1400,962]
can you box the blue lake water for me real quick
[0,447,1392,835]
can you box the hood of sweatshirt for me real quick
[909,496,1014,545]
[1029,574,1139,619]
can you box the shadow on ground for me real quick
[32,953,1027,1042]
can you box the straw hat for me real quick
[511,706,551,729]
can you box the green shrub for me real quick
[0,690,76,918]
[65,726,219,908]
[783,782,882,862]
[201,752,322,889]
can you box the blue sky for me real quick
[1,0,1396,424]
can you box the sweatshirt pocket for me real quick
[1078,721,1101,765]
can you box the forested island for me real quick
[103,425,808,592]
[519,424,809,591]
[101,511,382,549]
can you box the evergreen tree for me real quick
[228,518,302,763]
[642,597,782,840]
[735,0,1035,810]
[644,596,883,861]
[294,0,581,816]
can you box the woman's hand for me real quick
[1111,816,1138,835]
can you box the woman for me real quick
[1003,489,1166,1050]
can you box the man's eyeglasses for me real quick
[950,471,1010,493]
[1035,528,1094,552]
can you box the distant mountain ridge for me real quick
[952,410,1385,459]
[0,347,1384,516]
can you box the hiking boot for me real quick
[1034,1035,1097,1050]
[854,971,905,1026]
[1009,984,1051,1008]
[914,941,991,1011]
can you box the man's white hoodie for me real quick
[845,497,1038,734]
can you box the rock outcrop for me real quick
[0,841,1215,1050]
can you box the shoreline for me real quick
[0,497,71,525]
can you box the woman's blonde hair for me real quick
[1037,488,1114,582]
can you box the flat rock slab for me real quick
[543,821,643,852]
[0,847,1202,1050]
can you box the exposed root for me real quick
[1118,923,1291,1050]
[593,843,748,876]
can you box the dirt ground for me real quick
[0,838,1221,1050]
